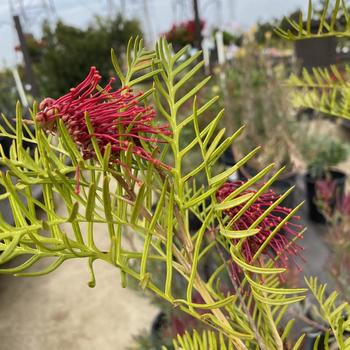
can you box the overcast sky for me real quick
[0,0,309,68]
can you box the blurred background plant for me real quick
[301,136,349,180]
[316,182,350,300]
[164,20,204,50]
[25,14,142,97]
[0,69,18,116]
[301,133,349,222]
[212,27,243,47]
[212,39,305,179]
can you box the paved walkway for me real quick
[0,214,159,350]
[0,257,158,350]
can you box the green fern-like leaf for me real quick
[287,65,350,120]
[276,0,350,40]
[306,277,350,349]
[161,330,235,350]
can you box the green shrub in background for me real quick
[214,40,305,176]
[27,14,142,97]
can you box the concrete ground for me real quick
[0,255,159,350]
[0,197,159,350]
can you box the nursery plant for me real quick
[1,1,350,350]
[301,135,348,180]
[0,37,307,349]
[316,181,350,297]
[300,134,348,221]
[26,14,143,97]
[279,0,350,122]
[281,0,350,223]
[164,20,204,50]
[215,39,305,180]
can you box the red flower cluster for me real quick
[216,181,304,272]
[36,67,171,169]
[164,20,205,47]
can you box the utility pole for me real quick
[192,0,202,50]
[13,15,39,98]
[9,0,57,99]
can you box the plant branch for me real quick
[215,240,267,350]
[288,311,330,333]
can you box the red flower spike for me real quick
[216,181,304,278]
[36,66,171,169]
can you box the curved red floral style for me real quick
[216,181,304,275]
[36,66,171,169]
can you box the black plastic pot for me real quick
[237,164,258,182]
[238,165,298,208]
[304,332,326,350]
[0,136,11,158]
[219,147,236,167]
[151,312,168,340]
[271,173,297,209]
[305,170,346,223]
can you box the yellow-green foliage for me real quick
[276,0,350,40]
[306,277,350,349]
[0,37,307,350]
[287,65,350,120]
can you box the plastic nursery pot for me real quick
[0,136,11,158]
[238,165,298,209]
[237,163,257,181]
[305,170,346,224]
[270,173,298,209]
[151,311,199,347]
[219,147,241,182]
[151,312,168,343]
[219,147,236,168]
[303,331,327,350]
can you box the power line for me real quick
[13,14,39,97]
[9,0,57,32]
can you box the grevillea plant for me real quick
[0,17,346,347]
[0,36,307,349]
